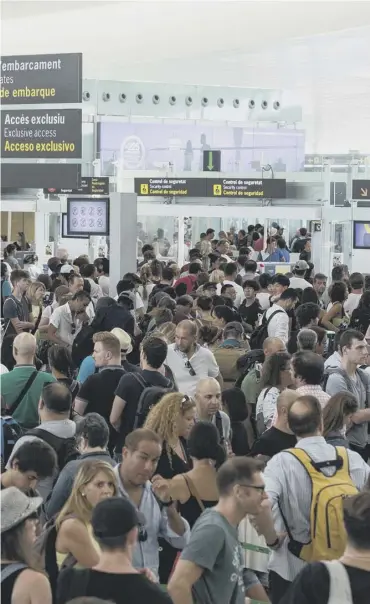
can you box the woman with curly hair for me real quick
[144,392,196,583]
[144,392,196,478]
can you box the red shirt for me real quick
[174,274,198,294]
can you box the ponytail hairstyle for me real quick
[4,244,16,259]
[139,263,152,301]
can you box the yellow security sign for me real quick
[140,183,149,195]
[213,184,222,196]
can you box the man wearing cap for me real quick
[289,260,313,290]
[114,428,190,579]
[74,331,133,452]
[56,497,172,603]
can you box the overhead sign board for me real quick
[1,108,82,159]
[352,180,370,200]
[0,53,82,104]
[1,163,81,189]
[134,177,286,198]
[207,178,286,198]
[203,150,221,172]
[44,176,109,196]
[134,177,207,197]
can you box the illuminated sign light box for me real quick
[134,177,286,199]
[0,108,82,159]
[44,177,109,196]
[67,198,109,236]
[0,53,82,104]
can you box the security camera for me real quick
[248,100,255,109]
[136,93,144,104]
[185,96,193,106]
[261,100,268,109]
[217,98,224,108]
[233,99,240,108]
[201,97,209,107]
[82,91,91,101]
[273,101,281,110]
[169,95,177,105]
[152,94,160,105]
[119,93,127,103]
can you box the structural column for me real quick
[109,192,137,296]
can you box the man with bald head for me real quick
[264,395,370,603]
[250,389,297,458]
[165,320,220,397]
[194,377,231,448]
[1,332,55,429]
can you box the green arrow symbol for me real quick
[207,151,214,170]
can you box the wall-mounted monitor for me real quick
[353,221,370,249]
[67,198,109,236]
[62,213,89,239]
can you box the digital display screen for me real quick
[67,198,109,236]
[353,221,370,249]
[62,213,88,239]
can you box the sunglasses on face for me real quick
[185,360,196,376]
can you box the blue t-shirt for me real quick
[266,250,285,262]
[279,248,290,262]
[77,355,96,384]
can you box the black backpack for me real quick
[25,429,80,471]
[234,349,265,388]
[132,373,173,429]
[249,309,284,350]
[214,411,224,444]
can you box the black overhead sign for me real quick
[352,180,370,200]
[135,178,208,197]
[135,177,286,199]
[203,150,221,172]
[1,163,81,189]
[44,177,110,196]
[0,53,82,104]
[207,178,286,198]
[1,108,82,159]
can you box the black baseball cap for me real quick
[92,497,140,541]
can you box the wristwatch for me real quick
[161,497,175,507]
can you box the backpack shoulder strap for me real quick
[26,428,65,451]
[265,309,285,327]
[1,563,28,583]
[323,561,353,604]
[9,371,38,414]
[131,372,149,389]
[286,446,345,475]
[215,411,223,439]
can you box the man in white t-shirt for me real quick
[48,290,91,347]
[165,320,221,397]
[265,288,298,344]
[288,260,313,290]
[344,272,364,316]
[216,262,244,307]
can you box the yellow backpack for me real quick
[282,446,358,562]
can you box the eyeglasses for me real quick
[239,484,265,493]
[185,360,196,377]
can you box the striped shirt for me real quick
[264,435,370,582]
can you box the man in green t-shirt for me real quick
[1,332,55,429]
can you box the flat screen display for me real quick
[353,221,370,249]
[67,198,109,236]
[62,213,88,239]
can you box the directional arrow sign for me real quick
[352,180,370,200]
[203,149,221,172]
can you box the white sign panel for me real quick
[67,198,109,236]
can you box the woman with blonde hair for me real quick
[26,280,46,334]
[157,321,176,344]
[209,269,225,284]
[323,391,358,447]
[138,264,155,311]
[145,392,196,583]
[144,392,196,478]
[54,460,117,570]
